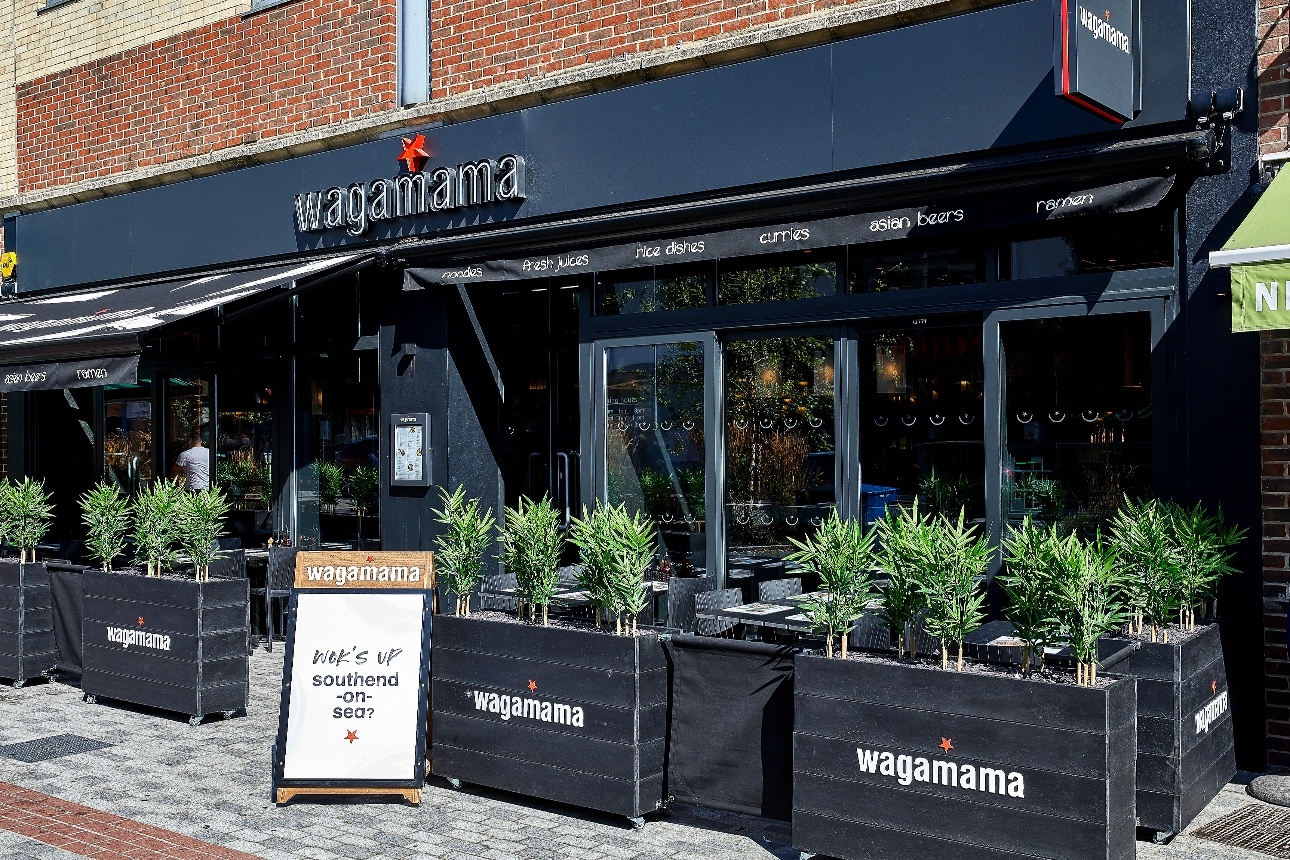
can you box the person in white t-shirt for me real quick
[172,432,210,491]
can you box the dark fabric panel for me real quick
[48,568,83,683]
[664,635,794,820]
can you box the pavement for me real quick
[0,649,1279,860]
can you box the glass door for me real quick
[591,333,718,579]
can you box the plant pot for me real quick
[47,563,86,683]
[431,613,668,821]
[1113,622,1235,835]
[81,569,250,725]
[0,561,57,686]
[793,655,1137,860]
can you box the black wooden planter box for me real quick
[81,569,250,725]
[0,561,57,685]
[794,655,1137,860]
[1115,623,1235,835]
[432,614,668,821]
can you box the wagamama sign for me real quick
[294,143,526,237]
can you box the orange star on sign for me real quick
[1212,680,1218,694]
[137,617,145,627]
[527,680,537,693]
[399,134,431,173]
[938,738,954,753]
[345,730,359,744]
[1104,9,1110,19]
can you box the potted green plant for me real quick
[873,501,930,658]
[81,478,248,725]
[81,482,131,572]
[785,510,877,658]
[1000,516,1066,674]
[499,495,563,626]
[349,465,379,548]
[178,487,231,581]
[793,512,1137,860]
[1109,497,1242,837]
[314,460,343,513]
[432,494,667,824]
[0,478,57,686]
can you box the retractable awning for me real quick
[1211,170,1290,332]
[0,254,362,391]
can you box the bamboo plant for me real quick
[1108,497,1179,641]
[179,487,231,581]
[1055,535,1129,687]
[499,495,565,626]
[433,485,496,616]
[784,510,878,658]
[314,460,344,513]
[916,510,990,671]
[568,501,655,635]
[1000,516,1068,674]
[4,478,54,563]
[80,482,131,571]
[1160,501,1243,631]
[349,465,380,549]
[874,501,930,658]
[132,478,185,576]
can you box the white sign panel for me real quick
[394,424,424,481]
[282,592,425,781]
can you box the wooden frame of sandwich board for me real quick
[271,551,434,805]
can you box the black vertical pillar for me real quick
[1181,0,1262,770]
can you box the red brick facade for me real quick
[432,0,856,97]
[1259,0,1290,155]
[15,0,398,194]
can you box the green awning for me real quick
[1231,263,1290,331]
[1212,168,1290,268]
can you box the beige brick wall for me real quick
[0,0,247,199]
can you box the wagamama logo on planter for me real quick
[856,738,1025,797]
[468,680,585,728]
[106,620,171,652]
[1195,683,1229,735]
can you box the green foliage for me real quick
[873,501,931,657]
[918,468,978,520]
[4,478,54,557]
[1055,534,1129,668]
[915,511,991,671]
[433,486,496,615]
[679,469,705,521]
[179,487,231,578]
[636,468,671,518]
[500,495,565,624]
[568,501,656,633]
[314,461,344,510]
[1015,476,1070,525]
[349,466,380,517]
[1000,516,1068,673]
[1163,501,1243,612]
[132,479,185,575]
[80,482,131,571]
[784,510,877,657]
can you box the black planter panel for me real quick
[1115,624,1236,834]
[48,569,83,682]
[0,562,58,684]
[80,570,249,721]
[431,615,667,819]
[792,656,1137,860]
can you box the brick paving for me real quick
[0,649,1279,860]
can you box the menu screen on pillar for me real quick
[274,551,433,790]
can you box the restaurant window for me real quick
[859,325,985,528]
[596,263,711,315]
[1001,313,1152,532]
[604,341,706,574]
[295,352,380,549]
[850,240,989,293]
[163,376,212,490]
[104,378,153,497]
[296,274,378,343]
[217,372,275,541]
[724,335,836,594]
[717,251,840,305]
[1007,211,1174,280]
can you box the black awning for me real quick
[406,174,1174,287]
[0,255,361,369]
[0,354,140,393]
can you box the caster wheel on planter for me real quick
[83,694,97,704]
[188,715,203,727]
[445,777,462,790]
[627,816,645,831]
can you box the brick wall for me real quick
[1264,332,1290,769]
[1260,0,1290,156]
[432,0,863,98]
[15,0,398,194]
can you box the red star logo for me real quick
[527,680,537,693]
[398,134,431,173]
[938,738,954,753]
[137,617,145,627]
[344,730,359,744]
[1212,680,1218,695]
[1104,9,1110,19]
[366,556,375,563]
